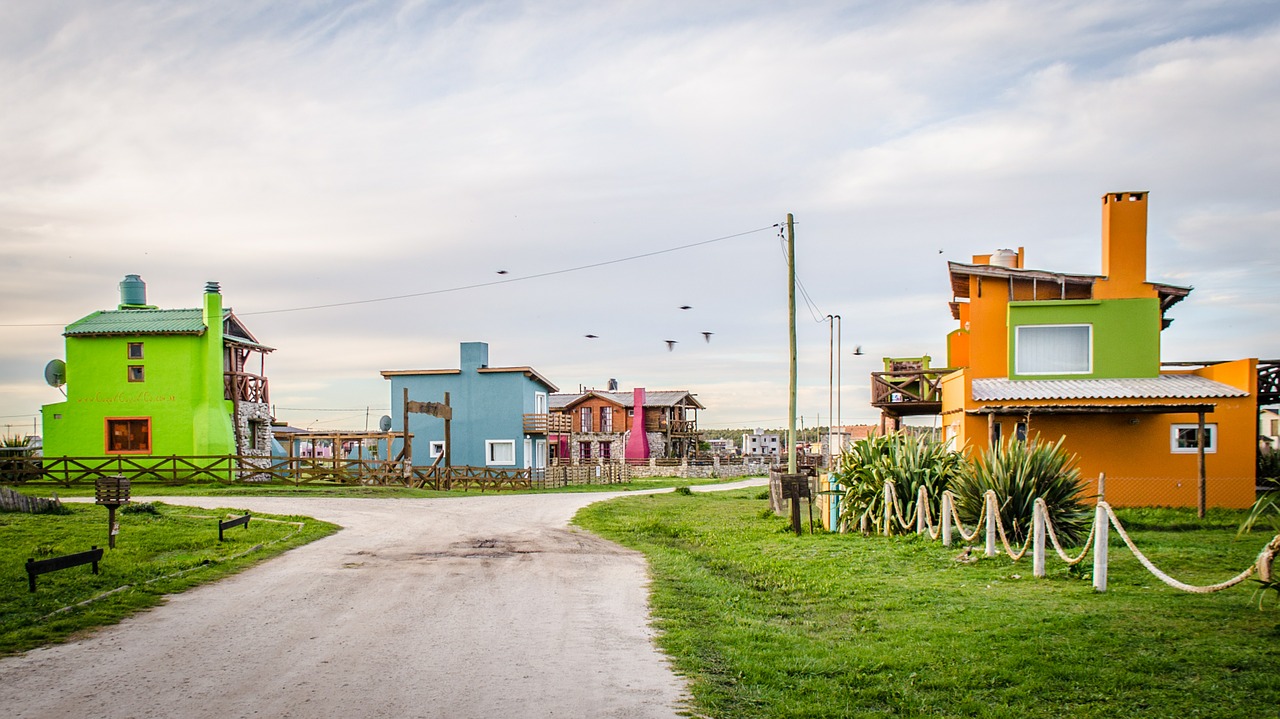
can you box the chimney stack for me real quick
[1098,191,1151,298]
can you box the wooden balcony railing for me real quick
[870,370,947,415]
[225,372,269,404]
[524,413,573,434]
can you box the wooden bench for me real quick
[218,513,251,541]
[27,547,103,592]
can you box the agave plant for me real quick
[834,432,965,534]
[952,436,1090,545]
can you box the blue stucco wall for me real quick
[387,343,552,468]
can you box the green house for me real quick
[41,276,274,461]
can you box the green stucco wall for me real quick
[41,293,235,457]
[1006,298,1160,380]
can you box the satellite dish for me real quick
[44,359,67,388]
[378,415,392,432]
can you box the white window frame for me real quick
[486,439,516,466]
[534,392,547,414]
[1170,424,1217,454]
[601,407,613,432]
[1014,323,1093,376]
[429,441,446,459]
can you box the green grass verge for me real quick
[1,502,338,656]
[14,475,746,498]
[575,489,1280,719]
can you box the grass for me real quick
[12,475,745,498]
[0,501,338,655]
[575,489,1280,719]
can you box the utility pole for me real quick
[788,211,798,475]
[827,314,834,471]
[836,314,842,445]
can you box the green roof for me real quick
[64,308,228,336]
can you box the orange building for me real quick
[937,192,1260,509]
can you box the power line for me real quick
[0,224,778,326]
[242,225,778,317]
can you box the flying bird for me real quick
[584,334,598,339]
[665,340,678,351]
[679,305,692,310]
[702,332,713,343]
[852,345,864,356]
[496,270,509,275]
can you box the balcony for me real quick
[870,370,947,417]
[225,372,269,404]
[524,413,573,434]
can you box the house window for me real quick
[248,419,265,451]
[1015,422,1027,442]
[1014,324,1091,375]
[992,422,1002,445]
[127,365,145,382]
[429,441,447,459]
[106,418,151,454]
[127,342,144,359]
[580,407,593,433]
[579,441,592,459]
[1171,424,1217,454]
[600,442,611,460]
[486,439,516,465]
[601,407,613,432]
[535,392,547,414]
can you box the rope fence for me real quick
[859,478,1279,595]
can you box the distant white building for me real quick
[705,438,736,455]
[1262,408,1280,452]
[742,428,781,457]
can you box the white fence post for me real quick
[1033,500,1046,578]
[984,490,997,558]
[941,492,953,547]
[1093,502,1109,592]
[916,486,928,535]
[883,482,892,537]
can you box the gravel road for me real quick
[1,479,765,718]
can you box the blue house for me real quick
[380,342,560,470]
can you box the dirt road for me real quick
[1,480,764,718]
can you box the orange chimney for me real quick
[1096,191,1155,299]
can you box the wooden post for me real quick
[1093,502,1109,592]
[402,388,411,468]
[1197,410,1207,519]
[787,212,797,476]
[987,412,996,448]
[444,392,452,469]
[882,482,892,537]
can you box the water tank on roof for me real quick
[991,249,1018,268]
[119,274,147,307]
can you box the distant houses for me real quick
[549,388,705,462]
[40,276,273,462]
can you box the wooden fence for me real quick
[1,455,624,492]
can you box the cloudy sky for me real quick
[2,0,1278,436]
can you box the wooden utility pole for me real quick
[787,213,798,475]
[1197,410,1207,518]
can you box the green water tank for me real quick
[119,274,147,307]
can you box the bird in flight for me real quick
[852,345,864,355]
[584,334,598,339]
[497,270,509,275]
[702,332,713,343]
[679,305,692,310]
[665,340,678,351]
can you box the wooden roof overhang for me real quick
[967,402,1218,416]
[560,391,627,412]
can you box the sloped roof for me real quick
[947,261,1192,321]
[972,375,1248,402]
[65,308,214,336]
[381,366,558,392]
[551,390,705,410]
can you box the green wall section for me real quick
[1006,298,1160,380]
[41,291,236,457]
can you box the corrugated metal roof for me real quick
[64,308,223,336]
[972,375,1248,401]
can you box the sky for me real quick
[2,0,1279,436]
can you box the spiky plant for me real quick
[952,436,1090,545]
[834,432,965,534]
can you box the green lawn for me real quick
[1,502,338,655]
[575,489,1280,719]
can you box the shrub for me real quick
[1258,451,1280,490]
[952,437,1090,545]
[834,432,965,534]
